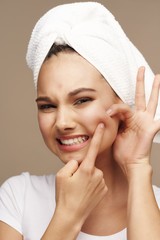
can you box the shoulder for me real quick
[0,172,56,213]
[0,173,27,205]
[0,172,56,206]
[153,185,160,208]
[0,172,56,234]
[0,172,55,195]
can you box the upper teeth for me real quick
[60,136,88,145]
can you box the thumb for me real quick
[58,160,79,177]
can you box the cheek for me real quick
[38,114,54,139]
[79,104,119,150]
[79,103,106,130]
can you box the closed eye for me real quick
[38,104,56,112]
[74,97,93,105]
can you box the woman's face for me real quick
[37,52,120,164]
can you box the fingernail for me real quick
[99,123,104,128]
[106,108,112,116]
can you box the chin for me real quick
[57,151,87,165]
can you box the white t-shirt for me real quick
[0,172,160,240]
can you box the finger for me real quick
[80,123,105,169]
[106,103,133,121]
[147,74,160,117]
[135,66,146,111]
[57,160,79,178]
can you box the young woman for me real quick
[0,2,160,240]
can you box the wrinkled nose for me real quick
[55,108,76,132]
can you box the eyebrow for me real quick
[35,88,96,102]
[35,96,51,102]
[68,88,96,96]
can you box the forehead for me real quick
[38,52,108,94]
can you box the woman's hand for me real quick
[107,67,160,177]
[55,123,108,228]
[42,124,108,240]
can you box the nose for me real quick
[55,107,76,132]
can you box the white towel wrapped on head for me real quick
[26,1,160,143]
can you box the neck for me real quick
[95,148,127,192]
[81,148,128,236]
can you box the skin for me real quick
[37,52,121,166]
[37,52,128,236]
[1,52,160,239]
[37,53,160,238]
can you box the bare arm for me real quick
[108,68,160,239]
[0,221,22,240]
[40,207,81,240]
[127,164,160,239]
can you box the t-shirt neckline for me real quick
[78,228,127,239]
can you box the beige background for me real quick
[0,0,159,186]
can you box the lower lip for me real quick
[57,138,89,152]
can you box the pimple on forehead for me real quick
[56,82,63,89]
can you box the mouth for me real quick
[57,135,89,146]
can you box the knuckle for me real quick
[98,184,108,199]
[81,163,93,175]
[103,185,108,194]
[96,169,104,179]
[100,180,108,190]
[56,171,65,180]
[101,178,105,185]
